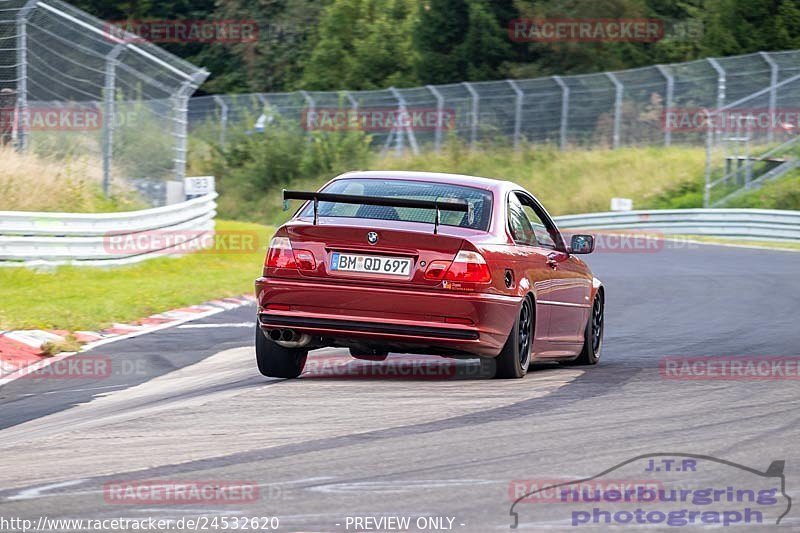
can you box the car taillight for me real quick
[267,237,295,268]
[293,249,316,270]
[266,237,316,270]
[446,250,491,283]
[424,250,491,283]
[424,260,451,280]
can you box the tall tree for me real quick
[455,1,512,81]
[299,0,418,90]
[774,0,800,50]
[212,0,326,93]
[413,0,470,84]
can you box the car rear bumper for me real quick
[255,276,520,357]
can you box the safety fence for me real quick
[0,0,208,198]
[189,50,800,154]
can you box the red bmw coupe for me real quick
[255,171,604,379]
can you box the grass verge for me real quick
[672,235,800,251]
[0,220,272,332]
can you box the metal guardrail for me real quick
[0,193,217,266]
[554,209,800,242]
[1,203,794,267]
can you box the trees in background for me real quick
[413,0,511,84]
[300,0,417,90]
[72,0,800,94]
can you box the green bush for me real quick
[189,113,372,222]
[113,99,175,180]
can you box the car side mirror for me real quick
[569,234,595,254]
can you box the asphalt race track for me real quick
[1,242,799,532]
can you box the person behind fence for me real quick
[253,103,277,133]
[0,88,17,146]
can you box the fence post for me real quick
[343,90,358,113]
[507,79,524,151]
[102,44,124,197]
[655,65,674,147]
[213,95,228,147]
[172,73,204,182]
[173,80,191,181]
[298,90,315,132]
[462,82,479,149]
[706,58,726,111]
[707,58,726,146]
[605,72,623,149]
[426,85,444,152]
[389,87,419,156]
[14,0,37,152]
[552,76,569,150]
[760,52,779,144]
[704,108,713,208]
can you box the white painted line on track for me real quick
[0,303,253,388]
[177,322,256,329]
[7,479,86,501]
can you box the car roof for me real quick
[331,170,515,192]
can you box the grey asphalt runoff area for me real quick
[0,241,798,532]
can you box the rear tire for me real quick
[494,296,533,379]
[569,293,603,366]
[255,326,308,378]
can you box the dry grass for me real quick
[0,147,140,212]
[374,144,707,215]
[224,144,707,226]
[40,333,83,356]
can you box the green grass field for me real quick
[0,220,272,331]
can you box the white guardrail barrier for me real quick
[0,193,217,267]
[0,204,796,267]
[553,209,800,242]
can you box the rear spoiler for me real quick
[282,190,469,234]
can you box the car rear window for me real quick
[299,178,493,231]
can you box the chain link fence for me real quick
[0,0,208,204]
[189,50,800,156]
[703,72,800,207]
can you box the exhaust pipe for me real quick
[266,328,311,348]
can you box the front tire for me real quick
[255,326,308,378]
[570,293,603,365]
[494,296,533,379]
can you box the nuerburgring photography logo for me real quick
[509,453,791,528]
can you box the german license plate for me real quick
[330,252,412,276]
